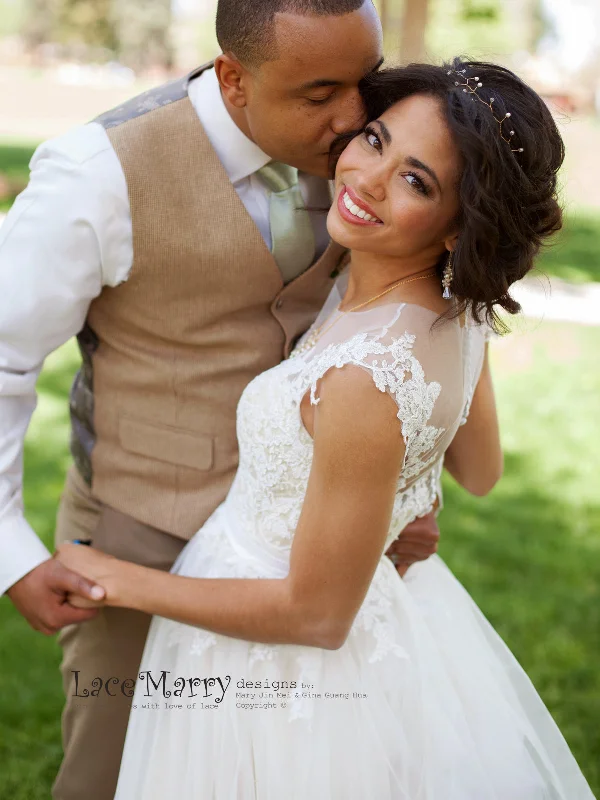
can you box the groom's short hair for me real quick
[216,0,368,66]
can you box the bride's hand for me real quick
[385,507,440,577]
[53,543,121,606]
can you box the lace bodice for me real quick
[224,279,489,561]
[172,274,491,691]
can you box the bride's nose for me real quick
[355,166,386,204]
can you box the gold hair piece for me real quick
[447,68,524,154]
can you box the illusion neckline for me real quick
[334,297,458,320]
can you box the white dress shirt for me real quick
[0,67,331,595]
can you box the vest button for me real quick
[275,298,284,310]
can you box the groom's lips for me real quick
[337,184,383,227]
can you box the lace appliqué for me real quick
[295,323,445,489]
[351,564,411,663]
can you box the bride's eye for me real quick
[363,126,382,152]
[403,171,430,196]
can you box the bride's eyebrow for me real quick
[405,155,441,192]
[372,119,391,145]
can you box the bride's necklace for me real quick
[290,270,437,359]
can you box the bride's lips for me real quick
[336,184,383,227]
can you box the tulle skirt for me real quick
[114,508,595,799]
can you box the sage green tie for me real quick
[257,161,316,284]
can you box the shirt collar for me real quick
[187,66,271,184]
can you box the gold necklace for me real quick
[290,270,437,359]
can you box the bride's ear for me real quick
[215,53,248,109]
[443,231,459,253]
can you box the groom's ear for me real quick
[215,53,250,109]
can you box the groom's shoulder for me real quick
[29,122,115,172]
[93,72,193,132]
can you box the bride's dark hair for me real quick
[331,57,565,332]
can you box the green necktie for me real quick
[257,161,316,285]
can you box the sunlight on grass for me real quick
[0,140,38,212]
[536,209,600,284]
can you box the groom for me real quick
[0,1,440,798]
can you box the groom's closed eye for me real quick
[307,94,336,106]
[298,56,384,105]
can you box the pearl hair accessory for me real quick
[447,68,524,154]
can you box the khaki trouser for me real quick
[52,465,187,800]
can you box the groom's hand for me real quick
[6,558,106,636]
[385,510,440,578]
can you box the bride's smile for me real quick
[337,185,383,224]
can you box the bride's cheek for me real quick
[391,197,434,239]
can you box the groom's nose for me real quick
[329,89,366,136]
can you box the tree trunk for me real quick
[23,0,58,59]
[57,0,117,53]
[379,0,388,41]
[112,0,174,73]
[400,0,429,64]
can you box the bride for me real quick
[56,58,595,798]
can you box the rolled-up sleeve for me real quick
[0,122,132,594]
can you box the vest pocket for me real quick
[119,416,214,471]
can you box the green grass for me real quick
[536,209,600,284]
[0,323,599,796]
[1,141,599,283]
[0,341,79,799]
[0,140,38,212]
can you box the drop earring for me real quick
[442,251,454,299]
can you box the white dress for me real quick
[114,275,596,799]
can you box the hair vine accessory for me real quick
[446,68,524,154]
[442,251,454,299]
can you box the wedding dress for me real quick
[114,271,595,799]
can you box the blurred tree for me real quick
[21,0,174,70]
[427,0,526,65]
[0,0,27,38]
[379,0,388,37]
[57,0,117,51]
[22,0,60,53]
[400,0,429,63]
[112,0,174,72]
[461,0,498,23]
[527,0,555,55]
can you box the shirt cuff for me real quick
[0,516,53,596]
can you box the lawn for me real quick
[1,139,600,283]
[0,320,599,797]
[0,140,38,213]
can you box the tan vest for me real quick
[69,65,348,539]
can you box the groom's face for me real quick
[232,5,383,177]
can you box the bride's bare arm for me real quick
[443,343,503,496]
[56,364,406,651]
